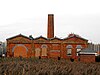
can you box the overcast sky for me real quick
[0,0,100,43]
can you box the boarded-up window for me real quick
[35,48,40,57]
[13,44,28,58]
[41,44,47,56]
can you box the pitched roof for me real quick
[49,36,62,40]
[79,48,96,54]
[64,33,88,41]
[6,34,31,40]
[34,35,48,40]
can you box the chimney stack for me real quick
[47,14,54,38]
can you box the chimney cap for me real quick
[48,14,54,16]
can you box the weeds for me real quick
[0,57,100,75]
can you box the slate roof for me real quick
[64,33,88,41]
[6,34,31,40]
[49,36,62,40]
[34,35,48,40]
[34,36,62,40]
[79,48,96,54]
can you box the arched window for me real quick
[41,44,48,56]
[76,45,82,56]
[12,44,28,57]
[35,48,41,57]
[66,45,73,56]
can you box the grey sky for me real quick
[0,0,100,43]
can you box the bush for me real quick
[95,55,100,62]
[0,58,100,75]
[70,58,74,62]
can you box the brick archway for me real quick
[12,44,28,57]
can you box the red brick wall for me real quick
[7,34,89,62]
[80,54,95,63]
[7,43,32,58]
[34,43,61,58]
[62,44,87,59]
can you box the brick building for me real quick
[79,48,96,63]
[7,14,95,62]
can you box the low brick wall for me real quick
[80,54,95,63]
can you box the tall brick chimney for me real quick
[47,14,54,38]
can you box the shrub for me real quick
[0,58,100,75]
[95,55,100,62]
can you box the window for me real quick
[66,45,73,56]
[35,48,41,57]
[41,44,48,56]
[76,45,82,56]
[67,49,72,56]
[77,49,81,52]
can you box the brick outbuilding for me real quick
[79,49,96,63]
